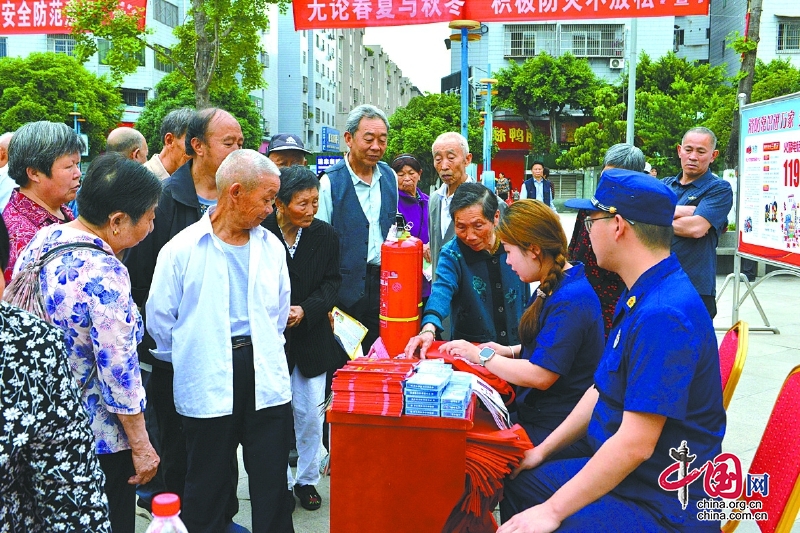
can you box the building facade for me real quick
[710,0,800,79]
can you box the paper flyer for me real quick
[331,306,368,360]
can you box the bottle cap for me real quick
[152,493,181,517]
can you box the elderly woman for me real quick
[405,183,529,358]
[0,215,112,532]
[262,165,342,512]
[391,153,431,301]
[2,121,83,283]
[441,200,604,455]
[14,153,162,533]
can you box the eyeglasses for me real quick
[584,215,616,232]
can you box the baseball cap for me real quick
[267,133,311,155]
[564,168,677,227]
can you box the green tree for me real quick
[0,52,122,155]
[135,72,262,152]
[67,0,288,109]
[494,53,601,146]
[636,52,728,97]
[558,86,627,169]
[385,93,484,192]
[752,59,800,102]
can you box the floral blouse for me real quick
[15,226,145,455]
[0,302,112,532]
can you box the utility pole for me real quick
[725,0,763,169]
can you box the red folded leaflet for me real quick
[331,380,404,394]
[442,422,533,533]
[328,359,415,417]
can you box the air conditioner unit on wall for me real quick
[609,58,624,69]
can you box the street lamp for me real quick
[448,20,480,140]
[479,75,498,173]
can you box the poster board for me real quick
[737,92,800,268]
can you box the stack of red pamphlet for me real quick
[330,359,417,417]
[443,417,533,532]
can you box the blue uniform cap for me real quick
[564,168,677,227]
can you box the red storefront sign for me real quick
[493,121,533,151]
[294,0,708,30]
[0,0,146,34]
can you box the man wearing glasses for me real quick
[499,169,725,533]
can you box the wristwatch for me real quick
[478,347,496,367]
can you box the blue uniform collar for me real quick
[613,254,681,320]
[526,263,586,307]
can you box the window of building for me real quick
[303,76,309,93]
[154,45,174,73]
[315,107,320,123]
[316,134,320,147]
[706,28,710,40]
[316,82,322,98]
[0,37,6,58]
[316,60,319,73]
[121,88,148,107]
[303,51,307,64]
[302,103,308,121]
[47,34,76,56]
[674,29,685,48]
[98,38,145,66]
[561,24,625,57]
[777,20,800,52]
[260,51,269,67]
[153,0,179,28]
[504,24,556,58]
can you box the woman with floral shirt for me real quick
[0,214,112,532]
[14,153,162,533]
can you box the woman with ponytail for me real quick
[441,199,604,451]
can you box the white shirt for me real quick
[0,165,17,211]
[146,208,292,418]
[316,154,397,264]
[143,154,170,180]
[434,183,455,240]
[520,177,557,211]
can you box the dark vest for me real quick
[524,178,553,205]
[326,159,397,308]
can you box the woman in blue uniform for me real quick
[441,199,605,450]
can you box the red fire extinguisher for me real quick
[380,215,423,357]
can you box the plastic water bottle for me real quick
[144,493,189,533]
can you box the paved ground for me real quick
[136,212,800,532]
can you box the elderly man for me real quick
[147,150,293,533]
[107,126,148,163]
[317,104,397,351]
[428,132,473,281]
[499,169,725,533]
[144,108,194,179]
[0,132,15,209]
[568,143,647,336]
[663,127,733,318]
[125,107,244,522]
[520,160,556,211]
[267,133,311,168]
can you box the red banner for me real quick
[293,0,708,30]
[0,0,146,35]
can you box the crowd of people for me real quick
[0,99,732,533]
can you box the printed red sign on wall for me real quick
[294,0,709,30]
[0,0,146,34]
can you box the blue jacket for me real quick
[423,237,529,345]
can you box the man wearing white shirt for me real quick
[0,132,16,210]
[428,132,473,282]
[147,150,293,533]
[520,161,557,211]
[316,104,397,351]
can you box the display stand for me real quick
[327,409,474,533]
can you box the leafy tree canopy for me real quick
[0,52,122,155]
[558,86,627,169]
[386,93,484,192]
[494,53,600,146]
[67,0,288,108]
[136,71,262,153]
[636,52,729,97]
[752,59,800,102]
